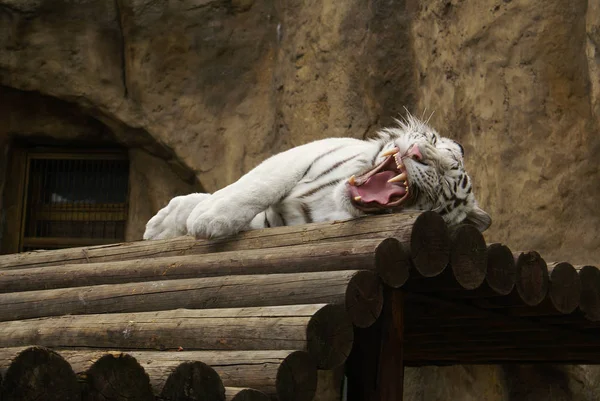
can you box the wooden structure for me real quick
[0,211,598,400]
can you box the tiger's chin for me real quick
[346,150,413,213]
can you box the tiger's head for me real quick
[346,114,491,232]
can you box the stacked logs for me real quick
[0,211,598,399]
[0,212,440,400]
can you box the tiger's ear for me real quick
[463,205,492,233]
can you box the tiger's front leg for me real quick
[185,138,358,239]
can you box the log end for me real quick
[375,238,411,288]
[449,225,488,290]
[515,251,549,306]
[82,352,154,401]
[276,351,318,401]
[345,270,384,328]
[306,304,354,369]
[486,243,517,295]
[578,265,600,321]
[548,262,581,314]
[410,211,450,277]
[161,361,226,401]
[1,346,79,401]
[225,387,270,401]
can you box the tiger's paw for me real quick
[143,193,210,240]
[186,199,249,239]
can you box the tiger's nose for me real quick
[407,144,423,161]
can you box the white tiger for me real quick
[143,115,491,240]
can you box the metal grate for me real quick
[20,153,129,251]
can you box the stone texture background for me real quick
[0,0,599,399]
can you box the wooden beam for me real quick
[346,288,405,401]
[376,289,405,401]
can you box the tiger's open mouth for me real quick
[348,148,411,212]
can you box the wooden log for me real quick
[472,251,550,307]
[226,387,269,401]
[408,211,450,277]
[0,270,382,328]
[0,346,79,401]
[60,350,155,401]
[578,265,600,321]
[447,225,487,290]
[114,350,317,401]
[514,251,549,306]
[484,243,517,295]
[410,242,516,298]
[0,304,352,369]
[545,262,581,314]
[401,224,487,293]
[472,261,580,315]
[0,212,433,266]
[151,361,225,401]
[0,238,408,292]
[0,212,449,284]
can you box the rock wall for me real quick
[411,0,600,265]
[1,0,599,399]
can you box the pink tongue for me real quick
[356,171,407,204]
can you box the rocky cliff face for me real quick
[1,0,599,399]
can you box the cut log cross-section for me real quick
[0,346,79,401]
[402,224,487,293]
[226,387,270,401]
[514,251,549,306]
[60,350,155,401]
[124,350,317,401]
[483,243,517,296]
[0,270,382,328]
[544,262,581,314]
[0,304,353,369]
[577,265,600,321]
[430,243,516,298]
[154,361,225,401]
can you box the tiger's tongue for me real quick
[356,171,406,204]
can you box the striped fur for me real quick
[144,115,490,240]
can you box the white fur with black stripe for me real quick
[144,115,491,240]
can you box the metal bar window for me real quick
[19,151,129,251]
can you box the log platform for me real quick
[0,211,597,401]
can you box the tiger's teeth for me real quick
[382,148,399,157]
[395,154,404,169]
[354,196,362,202]
[388,172,407,183]
[348,175,356,186]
